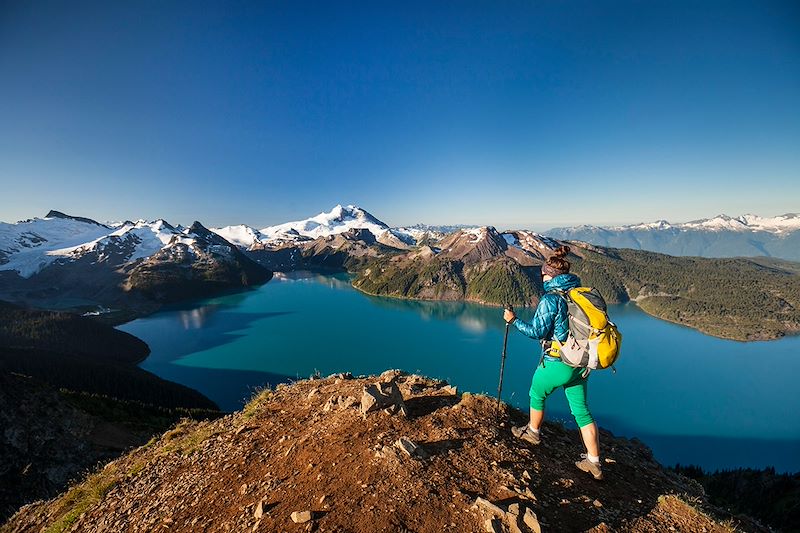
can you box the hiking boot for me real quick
[511,424,540,445]
[575,454,603,480]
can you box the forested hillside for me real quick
[571,245,800,340]
[0,302,217,409]
[351,241,800,341]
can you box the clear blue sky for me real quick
[1,0,798,230]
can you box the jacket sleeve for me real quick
[513,295,559,340]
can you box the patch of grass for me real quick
[126,459,147,478]
[43,466,119,533]
[157,419,221,456]
[664,494,741,533]
[242,386,272,420]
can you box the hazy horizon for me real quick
[2,203,798,234]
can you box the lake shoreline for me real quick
[350,276,794,342]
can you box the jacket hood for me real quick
[543,273,581,293]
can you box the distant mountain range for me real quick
[1,205,799,340]
[547,213,800,260]
[6,208,794,284]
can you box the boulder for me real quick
[360,380,407,416]
[323,395,359,412]
[474,497,505,518]
[442,385,458,395]
[395,437,428,459]
[291,510,312,523]
[522,507,541,533]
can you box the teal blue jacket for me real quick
[514,273,581,358]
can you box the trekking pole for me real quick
[496,304,513,419]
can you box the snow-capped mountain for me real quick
[212,205,390,249]
[0,211,112,277]
[0,205,443,282]
[124,221,272,302]
[686,213,800,233]
[390,224,471,245]
[548,213,800,260]
[261,204,390,241]
[209,224,272,249]
[427,226,559,266]
[0,211,272,310]
[0,214,226,278]
[595,213,800,234]
[212,205,451,250]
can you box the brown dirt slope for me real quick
[2,372,766,533]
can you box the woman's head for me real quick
[541,245,571,280]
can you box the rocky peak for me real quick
[44,210,107,227]
[339,227,377,245]
[2,372,759,532]
[437,226,509,264]
[504,231,563,261]
[330,204,388,228]
[186,221,214,239]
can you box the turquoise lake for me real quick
[119,272,800,473]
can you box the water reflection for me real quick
[178,304,222,329]
[274,270,353,289]
[365,295,509,333]
[457,315,489,333]
[276,271,518,334]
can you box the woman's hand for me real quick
[503,308,516,324]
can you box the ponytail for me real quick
[544,245,571,275]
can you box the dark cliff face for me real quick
[0,372,221,523]
[0,303,218,409]
[0,373,115,522]
[0,302,149,363]
[0,304,222,522]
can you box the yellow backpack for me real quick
[551,287,622,372]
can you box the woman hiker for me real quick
[502,245,603,480]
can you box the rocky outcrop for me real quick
[2,372,764,533]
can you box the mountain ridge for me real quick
[547,213,800,261]
[551,213,800,234]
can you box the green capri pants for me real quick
[530,358,594,428]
